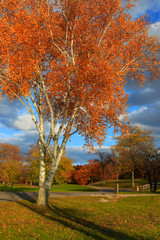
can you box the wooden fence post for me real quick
[116,183,119,196]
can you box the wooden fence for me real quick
[137,183,160,191]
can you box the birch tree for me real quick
[0,0,159,205]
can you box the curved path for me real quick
[0,190,158,202]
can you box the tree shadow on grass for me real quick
[14,191,38,200]
[11,191,38,201]
[17,199,149,240]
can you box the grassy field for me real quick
[51,184,97,192]
[90,179,149,189]
[0,184,97,192]
[0,196,160,239]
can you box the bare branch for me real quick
[47,0,71,60]
[37,68,55,138]
[69,127,79,136]
[29,90,39,113]
[60,101,79,151]
[24,95,41,133]
[120,49,149,74]
[46,128,52,148]
[98,7,120,46]
[55,88,71,139]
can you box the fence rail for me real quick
[137,183,160,191]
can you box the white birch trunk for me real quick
[45,150,64,191]
[37,140,47,205]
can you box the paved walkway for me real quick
[88,186,136,192]
[0,190,158,202]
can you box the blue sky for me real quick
[0,0,160,164]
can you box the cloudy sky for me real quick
[0,0,160,164]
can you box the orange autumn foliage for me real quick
[25,144,74,184]
[73,166,91,185]
[0,143,22,162]
[114,126,154,174]
[25,144,51,184]
[0,0,159,148]
[73,160,116,185]
[54,155,74,184]
[0,143,23,187]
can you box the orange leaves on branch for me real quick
[0,0,159,148]
[73,158,116,185]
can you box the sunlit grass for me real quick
[51,184,97,192]
[0,184,97,192]
[0,196,160,239]
[91,179,149,189]
[0,184,39,192]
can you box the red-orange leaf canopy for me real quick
[0,0,159,148]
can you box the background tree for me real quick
[139,144,160,192]
[0,143,23,187]
[94,151,114,186]
[114,126,154,186]
[73,165,91,185]
[25,144,51,185]
[73,159,116,185]
[0,0,159,206]
[54,154,74,184]
[26,144,73,185]
[1,159,22,188]
[0,143,22,163]
[72,160,102,185]
[87,160,102,183]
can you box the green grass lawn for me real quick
[118,190,160,195]
[51,184,97,192]
[0,184,97,192]
[0,184,39,192]
[0,196,160,239]
[90,179,148,189]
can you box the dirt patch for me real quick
[99,198,110,202]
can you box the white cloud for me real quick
[130,0,160,18]
[129,106,148,118]
[142,88,154,94]
[128,101,160,145]
[149,21,160,36]
[13,114,36,131]
[66,146,111,164]
[0,130,39,153]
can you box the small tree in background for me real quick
[73,166,91,185]
[54,154,74,184]
[26,144,74,185]
[139,144,160,192]
[87,160,102,183]
[25,144,51,185]
[114,126,153,187]
[1,159,22,188]
[94,151,114,186]
[0,143,23,187]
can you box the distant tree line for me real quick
[0,143,74,187]
[0,127,160,193]
[0,143,116,187]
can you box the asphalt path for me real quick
[0,189,116,202]
[0,187,158,202]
